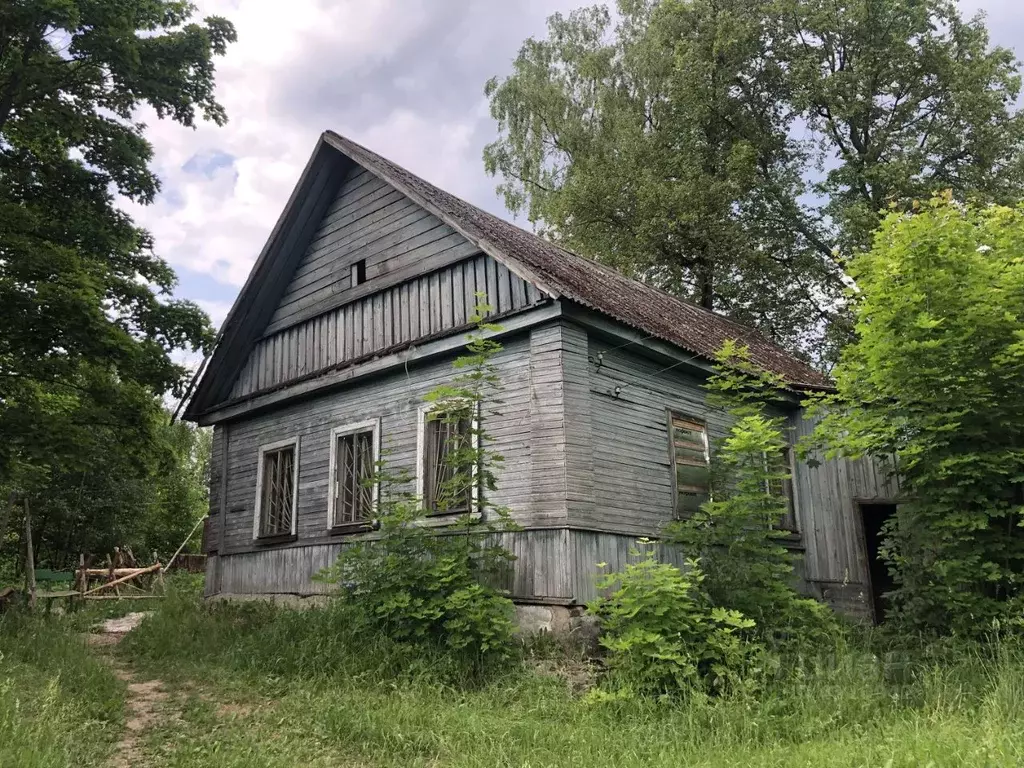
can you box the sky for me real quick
[127,0,1024,339]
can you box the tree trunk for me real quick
[0,492,14,555]
[697,253,715,310]
[23,498,36,610]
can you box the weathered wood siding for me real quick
[790,411,899,593]
[215,528,574,600]
[230,254,544,399]
[216,326,575,564]
[581,335,731,535]
[569,531,688,604]
[204,424,226,554]
[266,165,483,333]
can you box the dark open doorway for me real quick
[859,503,897,624]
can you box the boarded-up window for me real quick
[767,446,798,532]
[421,410,474,514]
[255,440,298,538]
[669,413,711,517]
[329,421,378,527]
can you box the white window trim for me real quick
[415,400,480,511]
[326,418,381,529]
[252,435,300,540]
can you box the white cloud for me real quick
[125,0,578,329]
[133,0,1024,336]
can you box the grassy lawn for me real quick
[3,581,1024,767]
[0,606,125,768]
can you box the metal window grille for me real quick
[423,413,473,514]
[259,446,295,536]
[333,429,375,525]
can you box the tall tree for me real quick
[0,2,235,559]
[784,0,1024,255]
[485,0,1024,361]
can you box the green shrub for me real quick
[669,342,840,654]
[319,491,516,671]
[807,197,1024,636]
[317,301,517,675]
[589,544,762,699]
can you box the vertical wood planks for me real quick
[228,255,543,399]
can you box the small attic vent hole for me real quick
[352,259,367,286]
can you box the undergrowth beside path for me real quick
[3,580,1024,767]
[0,608,126,767]
[119,582,1024,768]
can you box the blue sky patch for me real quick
[182,149,236,178]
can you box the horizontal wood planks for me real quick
[205,425,225,554]
[229,254,543,400]
[582,339,730,535]
[218,334,557,558]
[267,165,480,332]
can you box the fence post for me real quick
[78,553,86,600]
[23,498,36,610]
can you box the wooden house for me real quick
[185,132,899,625]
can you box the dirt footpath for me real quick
[85,613,175,768]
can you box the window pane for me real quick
[334,430,374,525]
[424,412,473,513]
[669,412,710,518]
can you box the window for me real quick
[417,402,476,514]
[351,258,366,286]
[253,438,299,539]
[328,420,380,528]
[766,446,799,532]
[668,412,711,517]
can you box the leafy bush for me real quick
[808,197,1024,635]
[318,483,516,670]
[668,343,839,652]
[589,544,762,699]
[317,302,517,674]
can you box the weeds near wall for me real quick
[588,542,762,700]
[317,299,518,674]
[667,342,838,654]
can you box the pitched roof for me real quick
[322,132,831,389]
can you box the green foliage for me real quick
[807,197,1024,636]
[668,343,838,648]
[589,543,760,699]
[0,2,234,564]
[122,575,475,686]
[317,302,517,672]
[15,591,1023,767]
[485,0,1024,362]
[1,413,211,572]
[782,0,1024,255]
[0,609,124,767]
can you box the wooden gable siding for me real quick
[229,254,545,400]
[267,166,482,333]
[213,329,571,558]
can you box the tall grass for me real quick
[0,609,124,768]
[121,576,495,687]
[118,581,1024,767]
